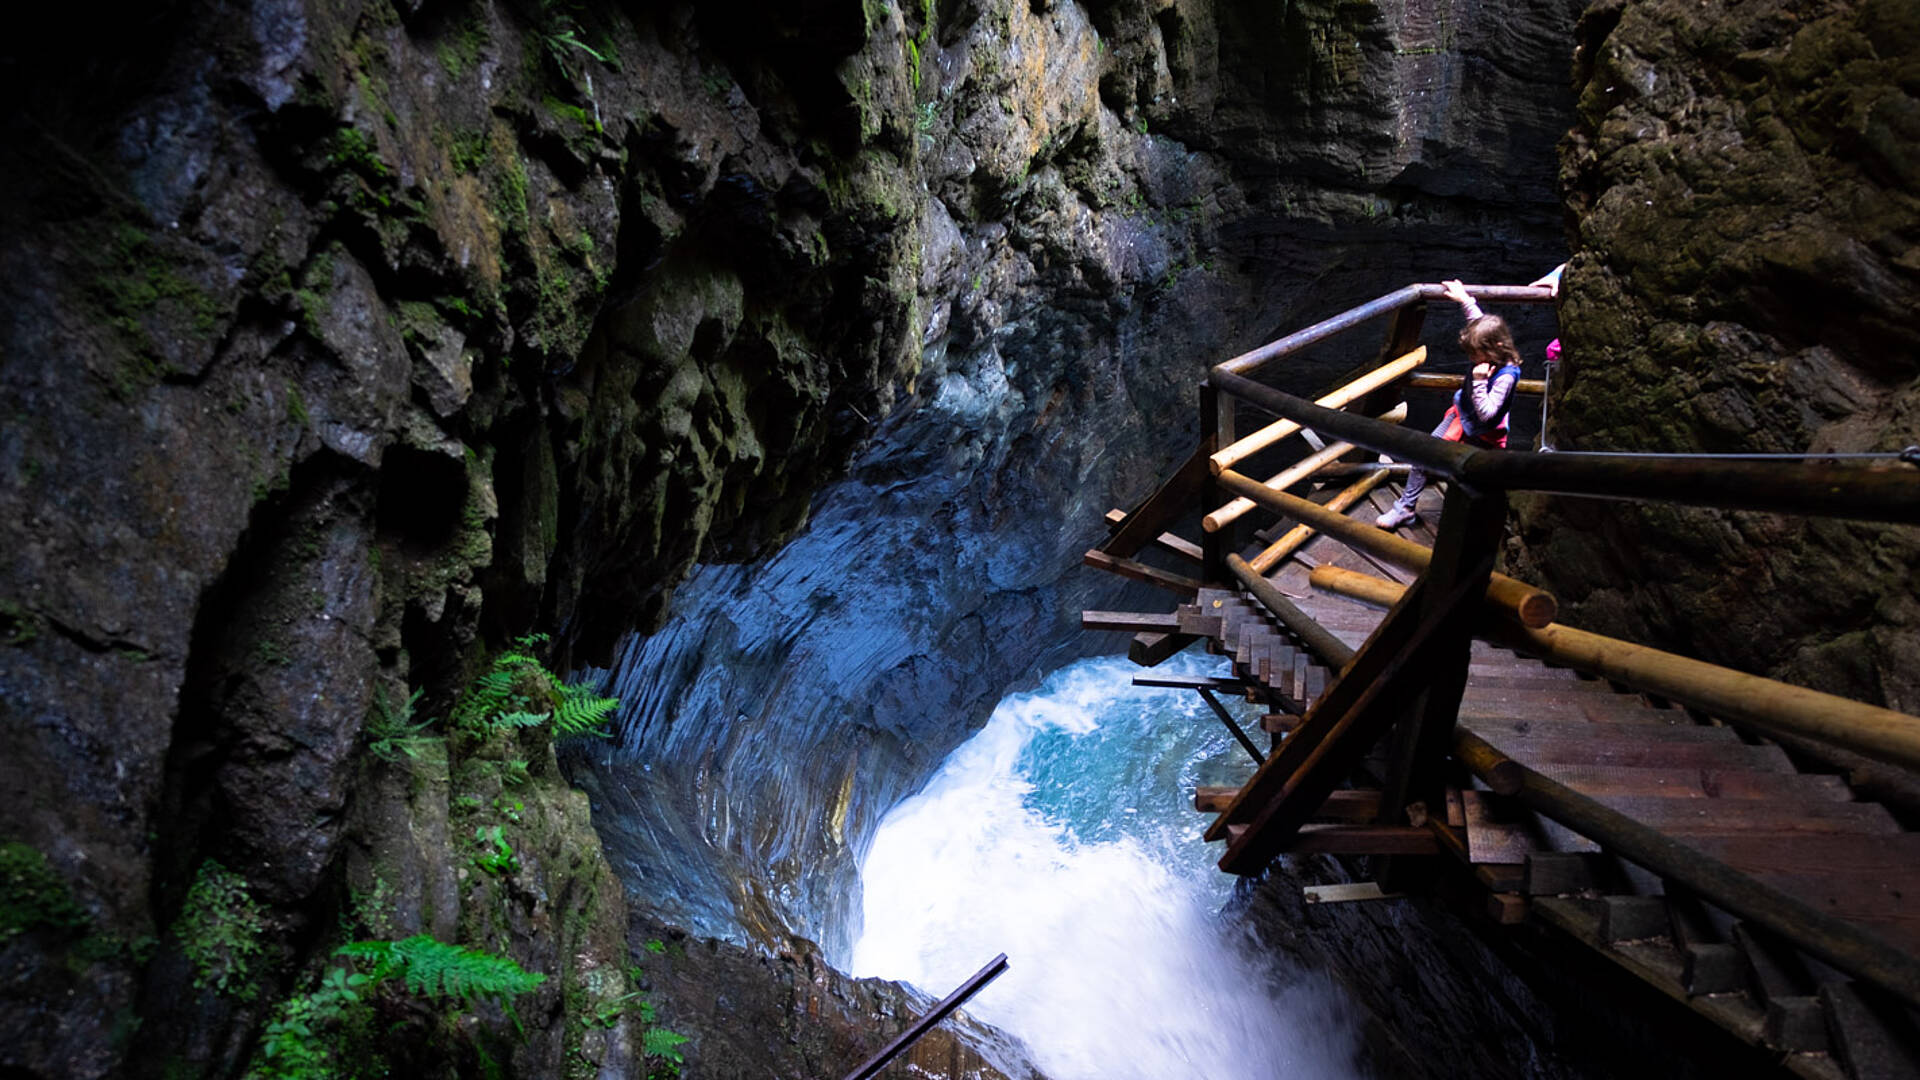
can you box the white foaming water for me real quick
[849,656,1363,1080]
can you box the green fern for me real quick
[337,935,544,1006]
[491,710,550,729]
[643,1026,690,1063]
[553,683,617,738]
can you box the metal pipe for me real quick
[1210,368,1920,524]
[843,953,1011,1080]
[1197,686,1266,765]
[1453,729,1920,1012]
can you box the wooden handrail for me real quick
[1455,729,1920,1011]
[1214,468,1558,628]
[1405,372,1546,395]
[1215,284,1555,378]
[1210,367,1920,524]
[1210,349,1425,475]
[1310,565,1920,773]
[1247,469,1390,574]
[1203,403,1407,533]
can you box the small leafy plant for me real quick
[366,686,441,765]
[471,826,516,875]
[251,937,545,1078]
[451,634,618,741]
[178,861,266,999]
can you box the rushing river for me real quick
[847,654,1364,1080]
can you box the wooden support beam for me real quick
[1247,469,1392,575]
[1283,824,1441,856]
[1210,347,1427,475]
[1081,611,1182,634]
[1103,510,1204,565]
[1376,486,1507,890]
[1128,631,1195,667]
[1303,882,1405,904]
[1082,550,1202,597]
[1102,444,1213,560]
[1323,565,1920,775]
[1215,467,1557,628]
[1217,570,1494,874]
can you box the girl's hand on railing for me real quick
[1441,278,1471,307]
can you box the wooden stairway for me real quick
[1083,488,1920,1080]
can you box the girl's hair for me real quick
[1460,314,1521,367]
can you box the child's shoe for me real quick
[1375,504,1416,530]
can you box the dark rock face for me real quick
[1510,0,1920,711]
[630,915,1038,1080]
[0,0,1588,1075]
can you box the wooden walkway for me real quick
[1077,280,1920,1080]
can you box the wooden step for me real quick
[1460,716,1743,744]
[1457,689,1677,723]
[1584,795,1901,836]
[1534,763,1855,802]
[1490,735,1798,773]
[1082,610,1182,633]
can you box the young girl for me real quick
[1375,279,1526,529]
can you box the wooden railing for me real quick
[1103,280,1920,1010]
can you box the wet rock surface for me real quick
[0,0,1586,1075]
[572,0,1586,960]
[1511,0,1920,710]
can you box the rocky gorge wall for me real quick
[0,0,1589,1076]
[568,0,1590,964]
[1511,0,1920,713]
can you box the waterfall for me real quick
[848,654,1365,1080]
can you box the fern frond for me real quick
[553,683,617,738]
[492,711,551,729]
[338,935,544,1006]
[451,670,527,730]
[643,1026,690,1063]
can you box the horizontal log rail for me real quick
[1210,368,1920,524]
[1454,730,1920,1012]
[1405,372,1546,395]
[1210,348,1426,475]
[1214,468,1558,627]
[1310,565,1920,774]
[1204,403,1408,533]
[1216,284,1555,378]
[1247,469,1391,574]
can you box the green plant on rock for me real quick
[178,860,267,999]
[366,686,442,765]
[1,841,88,943]
[250,938,544,1079]
[338,935,546,1006]
[471,826,516,875]
[451,633,618,740]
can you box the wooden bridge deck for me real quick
[1076,279,1920,1078]
[1086,486,1920,1079]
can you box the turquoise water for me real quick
[849,653,1363,1080]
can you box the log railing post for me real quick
[1375,483,1507,889]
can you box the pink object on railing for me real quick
[1545,338,1562,363]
